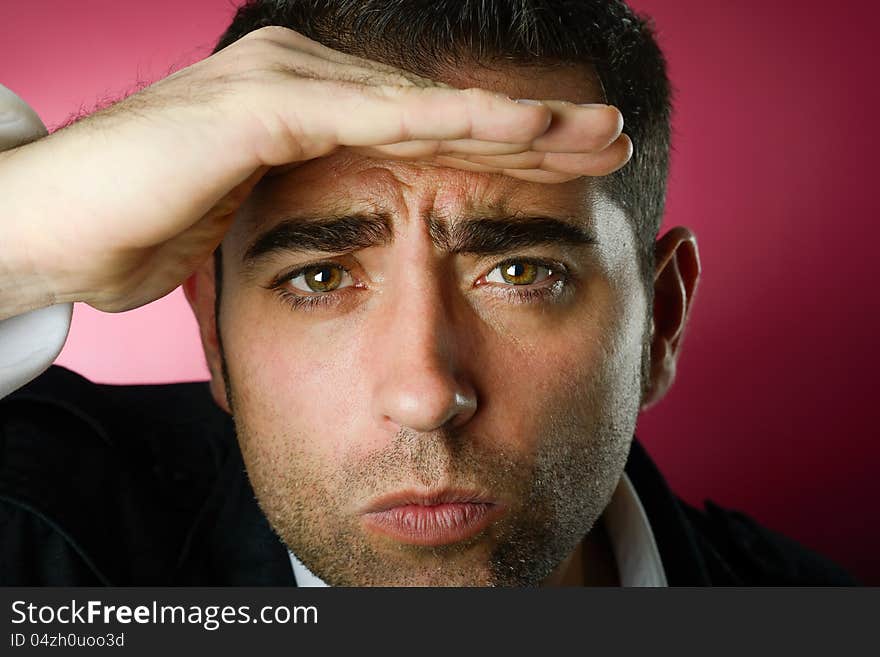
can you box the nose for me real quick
[369,273,478,433]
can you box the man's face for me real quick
[214,65,649,585]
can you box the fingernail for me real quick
[578,103,609,109]
[514,98,543,105]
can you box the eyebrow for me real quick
[436,216,597,255]
[241,212,393,271]
[240,212,596,270]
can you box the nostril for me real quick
[380,415,403,434]
[377,378,477,433]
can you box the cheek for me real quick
[471,274,645,448]
[221,296,370,462]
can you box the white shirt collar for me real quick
[605,472,668,586]
[289,550,328,588]
[289,473,667,587]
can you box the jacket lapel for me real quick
[173,440,296,586]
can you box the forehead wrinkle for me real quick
[245,156,598,256]
[426,214,452,251]
[241,159,408,232]
[413,172,528,251]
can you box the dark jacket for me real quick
[0,365,857,586]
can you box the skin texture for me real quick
[184,62,701,586]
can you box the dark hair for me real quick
[212,0,671,294]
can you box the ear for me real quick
[182,255,232,415]
[640,226,701,410]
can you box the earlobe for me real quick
[183,259,232,415]
[641,226,701,410]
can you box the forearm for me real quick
[0,148,61,320]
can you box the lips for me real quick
[361,489,505,547]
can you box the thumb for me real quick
[0,84,48,151]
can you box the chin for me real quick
[294,537,523,587]
[325,565,499,587]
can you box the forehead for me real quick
[227,62,608,244]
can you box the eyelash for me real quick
[274,288,342,311]
[268,257,569,312]
[268,261,350,312]
[478,257,569,305]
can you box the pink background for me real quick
[2,1,877,583]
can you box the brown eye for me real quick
[501,262,537,285]
[486,260,552,286]
[289,264,350,293]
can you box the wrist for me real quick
[0,149,67,319]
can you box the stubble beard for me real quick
[228,365,641,587]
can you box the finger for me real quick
[431,155,578,183]
[442,133,633,176]
[544,133,633,175]
[349,138,532,160]
[280,83,553,155]
[529,101,624,153]
[345,103,626,164]
[436,139,533,155]
[354,85,553,144]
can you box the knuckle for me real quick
[607,105,625,132]
[385,72,418,87]
[222,38,272,67]
[350,72,394,87]
[459,87,485,102]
